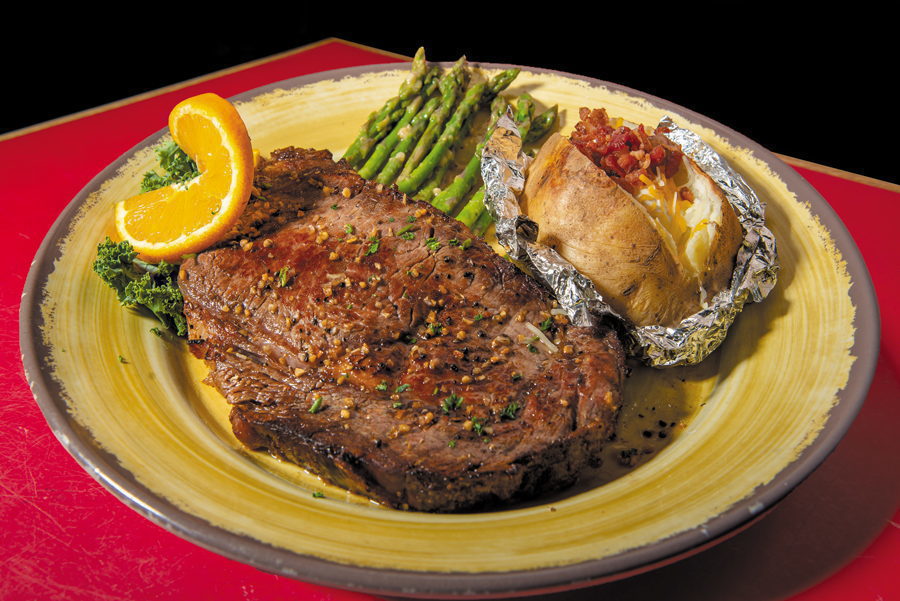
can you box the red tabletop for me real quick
[4,39,898,601]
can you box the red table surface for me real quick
[3,40,898,601]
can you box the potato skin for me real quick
[522,133,741,328]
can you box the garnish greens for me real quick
[441,393,464,414]
[93,237,187,336]
[140,141,199,192]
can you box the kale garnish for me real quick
[92,237,187,336]
[140,141,199,192]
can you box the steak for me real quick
[179,147,625,512]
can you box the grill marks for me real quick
[179,147,625,512]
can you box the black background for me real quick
[5,14,894,184]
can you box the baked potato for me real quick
[521,115,743,328]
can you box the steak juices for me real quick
[179,147,625,512]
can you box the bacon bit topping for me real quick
[568,107,684,196]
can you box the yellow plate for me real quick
[20,63,879,598]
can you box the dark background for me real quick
[5,15,894,184]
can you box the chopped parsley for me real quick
[471,417,485,435]
[392,402,403,409]
[395,383,411,394]
[365,237,380,256]
[501,401,520,420]
[308,396,324,413]
[397,225,416,240]
[539,317,553,331]
[448,440,457,448]
[276,266,290,287]
[406,215,416,223]
[344,224,354,235]
[150,327,163,337]
[426,322,443,336]
[528,344,539,354]
[330,203,339,210]
[473,313,484,321]
[375,381,388,391]
[424,237,441,252]
[441,393,464,414]
[117,355,127,364]
[312,491,325,498]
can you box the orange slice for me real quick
[115,93,254,262]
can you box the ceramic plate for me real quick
[20,63,879,598]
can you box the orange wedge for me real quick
[115,93,254,263]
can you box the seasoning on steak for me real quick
[179,147,625,512]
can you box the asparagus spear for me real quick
[470,189,493,235]
[413,107,480,203]
[456,185,487,231]
[396,81,488,195]
[431,94,509,214]
[373,64,462,186]
[342,48,429,168]
[458,95,548,233]
[526,105,558,143]
[396,57,468,184]
[373,96,441,186]
[357,96,426,180]
[484,68,520,100]
[413,146,456,203]
[396,67,519,196]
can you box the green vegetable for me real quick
[396,57,468,184]
[396,224,416,240]
[93,237,187,336]
[357,95,425,180]
[375,381,388,391]
[397,81,487,195]
[501,401,520,420]
[395,383,411,393]
[431,94,509,215]
[458,96,557,234]
[441,393,464,414]
[309,396,324,413]
[276,266,290,287]
[471,417,485,435]
[342,47,431,168]
[140,141,199,193]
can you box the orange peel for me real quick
[115,93,254,263]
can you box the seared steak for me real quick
[179,147,625,512]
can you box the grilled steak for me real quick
[179,147,625,512]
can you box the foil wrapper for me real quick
[481,111,778,367]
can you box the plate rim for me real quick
[19,61,881,598]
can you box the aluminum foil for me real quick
[481,111,778,367]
